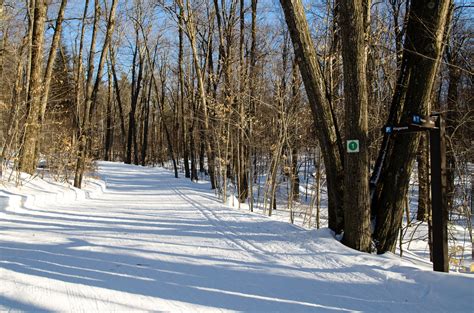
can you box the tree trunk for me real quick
[417,134,430,221]
[110,48,127,153]
[291,147,300,199]
[18,0,47,174]
[237,0,248,203]
[141,70,153,166]
[126,32,144,165]
[279,0,344,233]
[39,0,67,124]
[199,122,205,174]
[74,0,118,188]
[158,70,178,178]
[445,42,461,213]
[74,0,100,188]
[179,0,216,189]
[372,0,452,253]
[338,0,371,251]
[248,0,258,212]
[178,6,190,178]
[190,123,198,181]
[104,60,114,161]
[1,44,26,178]
[73,0,89,140]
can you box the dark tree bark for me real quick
[390,0,405,70]
[372,0,452,253]
[417,134,430,221]
[279,0,344,233]
[190,123,198,181]
[291,147,300,199]
[338,0,371,251]
[237,0,249,203]
[104,60,114,161]
[141,70,153,166]
[158,67,178,178]
[445,37,462,213]
[109,48,127,152]
[178,5,190,178]
[198,123,205,174]
[126,31,144,165]
[248,0,258,212]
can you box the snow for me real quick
[1,162,472,312]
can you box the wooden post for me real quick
[381,113,448,271]
[430,115,449,272]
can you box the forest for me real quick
[0,0,472,259]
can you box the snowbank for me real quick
[0,170,106,214]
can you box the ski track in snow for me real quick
[0,162,472,312]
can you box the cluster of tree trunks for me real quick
[3,0,469,256]
[280,0,453,252]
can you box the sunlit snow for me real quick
[0,162,472,312]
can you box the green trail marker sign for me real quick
[347,140,359,153]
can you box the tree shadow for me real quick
[1,237,424,312]
[0,294,51,312]
[1,162,471,312]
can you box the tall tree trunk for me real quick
[18,0,47,174]
[126,32,144,165]
[24,0,35,113]
[190,122,198,181]
[104,60,114,161]
[390,0,404,71]
[372,0,452,253]
[178,5,190,178]
[35,0,68,164]
[445,42,461,213]
[338,0,371,251]
[139,23,178,176]
[179,0,216,189]
[110,48,127,153]
[237,0,248,203]
[159,70,178,178]
[141,71,153,166]
[0,0,4,82]
[74,0,99,187]
[248,0,258,211]
[1,44,26,178]
[74,0,118,188]
[73,0,90,140]
[39,0,67,124]
[279,0,344,233]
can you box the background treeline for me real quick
[0,0,472,254]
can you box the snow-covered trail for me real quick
[1,162,472,312]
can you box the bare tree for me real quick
[74,0,118,188]
[18,0,47,174]
[177,0,217,189]
[39,0,68,125]
[280,0,344,233]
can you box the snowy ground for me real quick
[0,162,472,312]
